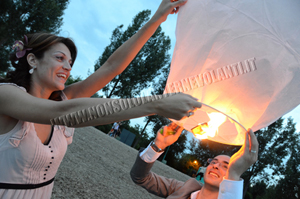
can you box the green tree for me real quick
[158,131,189,169]
[65,75,82,86]
[247,181,267,199]
[0,0,69,75]
[254,138,300,199]
[131,124,151,149]
[187,137,240,169]
[65,75,100,98]
[120,121,151,149]
[242,117,299,198]
[177,153,201,176]
[95,123,113,135]
[132,64,171,148]
[270,135,300,199]
[94,10,172,148]
[94,10,171,98]
[132,111,171,148]
[256,185,276,199]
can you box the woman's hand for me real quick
[225,129,259,181]
[154,123,184,150]
[155,92,202,121]
[152,0,188,23]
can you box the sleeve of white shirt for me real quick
[218,178,244,199]
[140,143,164,163]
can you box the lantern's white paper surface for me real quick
[165,0,300,145]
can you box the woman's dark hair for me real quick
[0,33,77,92]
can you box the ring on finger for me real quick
[187,111,194,117]
[250,150,257,154]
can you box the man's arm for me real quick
[217,178,244,199]
[218,129,259,199]
[225,129,258,181]
[130,144,186,197]
[130,124,198,197]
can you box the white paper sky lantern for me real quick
[165,0,300,145]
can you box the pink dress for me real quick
[0,83,74,199]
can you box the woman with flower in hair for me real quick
[0,0,201,198]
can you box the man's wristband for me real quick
[150,141,164,153]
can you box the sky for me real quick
[59,0,300,134]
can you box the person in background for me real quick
[112,122,120,138]
[195,166,206,184]
[130,123,258,199]
[115,122,122,138]
[109,122,118,136]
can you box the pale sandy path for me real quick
[52,127,191,199]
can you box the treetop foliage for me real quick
[0,0,69,75]
[94,10,171,98]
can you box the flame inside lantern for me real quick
[191,112,227,140]
[170,103,247,145]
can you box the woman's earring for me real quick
[29,66,36,74]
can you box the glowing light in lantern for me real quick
[192,112,227,140]
[164,0,300,145]
[170,103,247,145]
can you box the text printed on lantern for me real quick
[165,57,257,93]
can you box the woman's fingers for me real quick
[248,129,259,161]
[173,125,184,138]
[155,0,188,20]
[162,126,168,136]
[171,0,188,8]
[249,129,259,152]
[157,93,201,120]
[244,129,250,152]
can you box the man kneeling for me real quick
[130,123,258,199]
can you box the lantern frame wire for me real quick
[171,102,248,145]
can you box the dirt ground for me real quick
[51,127,191,199]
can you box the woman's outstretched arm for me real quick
[63,0,188,99]
[0,84,200,128]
